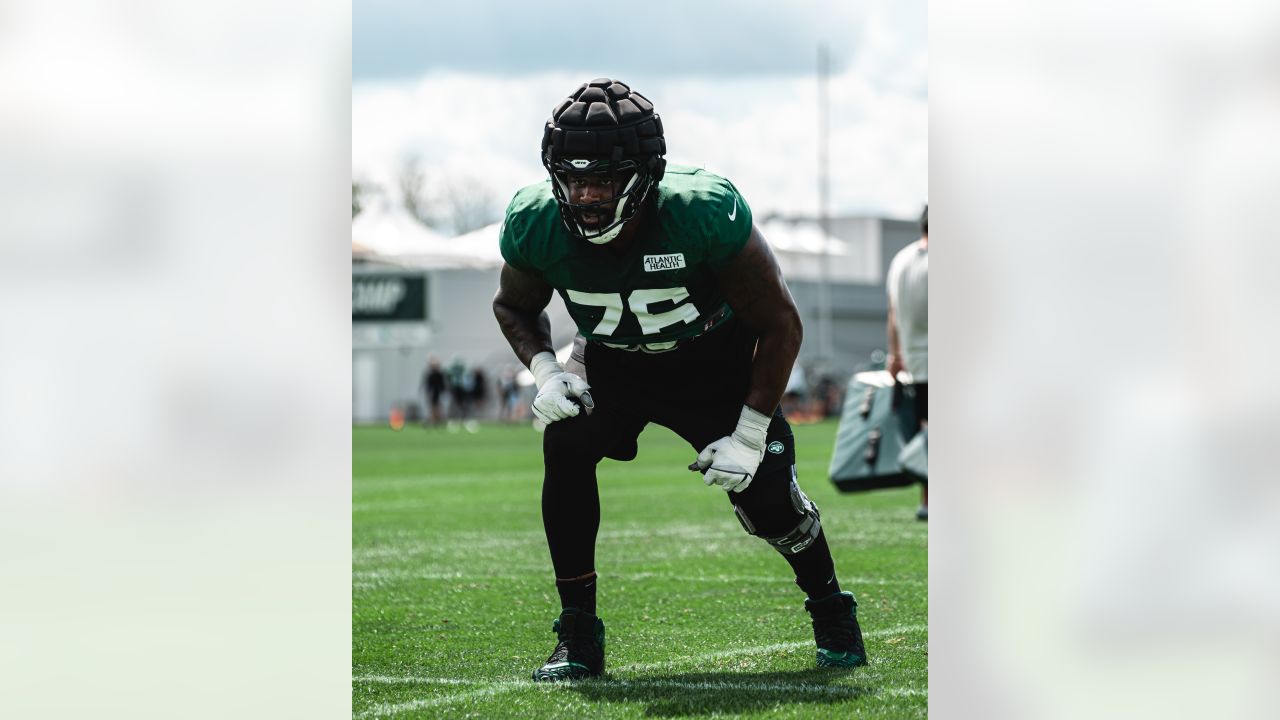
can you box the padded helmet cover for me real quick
[541,79,667,243]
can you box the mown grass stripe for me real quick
[354,622,928,688]
[356,676,926,718]
[352,567,925,587]
[607,623,927,673]
[355,683,512,719]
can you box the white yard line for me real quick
[352,567,924,588]
[355,676,475,685]
[357,675,923,719]
[355,683,516,719]
[355,519,910,547]
[593,677,927,698]
[610,572,924,587]
[354,526,923,562]
[614,623,927,673]
[354,524,738,558]
[354,623,928,716]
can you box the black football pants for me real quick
[540,318,837,593]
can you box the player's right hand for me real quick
[532,372,593,424]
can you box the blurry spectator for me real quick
[498,367,522,422]
[421,356,446,427]
[447,356,475,430]
[403,403,422,424]
[814,375,841,418]
[886,205,929,520]
[470,366,489,421]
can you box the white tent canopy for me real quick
[353,202,875,279]
[757,218,878,284]
[450,219,852,263]
[447,222,506,266]
[757,218,849,256]
[352,201,503,269]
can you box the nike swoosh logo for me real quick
[728,197,738,221]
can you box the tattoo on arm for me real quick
[493,263,555,368]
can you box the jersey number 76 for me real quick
[566,287,699,337]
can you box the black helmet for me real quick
[541,78,667,244]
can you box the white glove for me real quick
[529,351,594,424]
[689,406,772,493]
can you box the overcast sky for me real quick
[353,0,927,228]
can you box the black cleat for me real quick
[805,591,868,668]
[531,608,606,682]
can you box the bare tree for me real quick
[443,176,499,235]
[398,157,436,226]
[394,158,499,234]
[352,181,364,218]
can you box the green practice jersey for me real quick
[499,165,753,349]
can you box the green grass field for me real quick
[353,419,927,719]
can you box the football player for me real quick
[493,79,867,681]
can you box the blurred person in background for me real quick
[493,78,866,682]
[886,205,929,520]
[814,374,841,419]
[498,366,523,422]
[470,365,489,422]
[446,356,474,430]
[421,355,446,427]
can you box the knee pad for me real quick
[732,467,822,556]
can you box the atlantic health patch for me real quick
[643,253,686,272]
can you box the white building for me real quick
[352,205,922,423]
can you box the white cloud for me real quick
[353,43,926,227]
[353,72,583,207]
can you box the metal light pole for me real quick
[817,43,832,365]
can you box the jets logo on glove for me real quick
[689,406,772,493]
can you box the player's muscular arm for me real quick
[717,225,803,415]
[493,263,555,367]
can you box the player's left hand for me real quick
[688,406,772,493]
[691,434,764,493]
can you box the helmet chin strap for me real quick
[585,222,625,245]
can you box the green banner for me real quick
[352,275,426,322]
